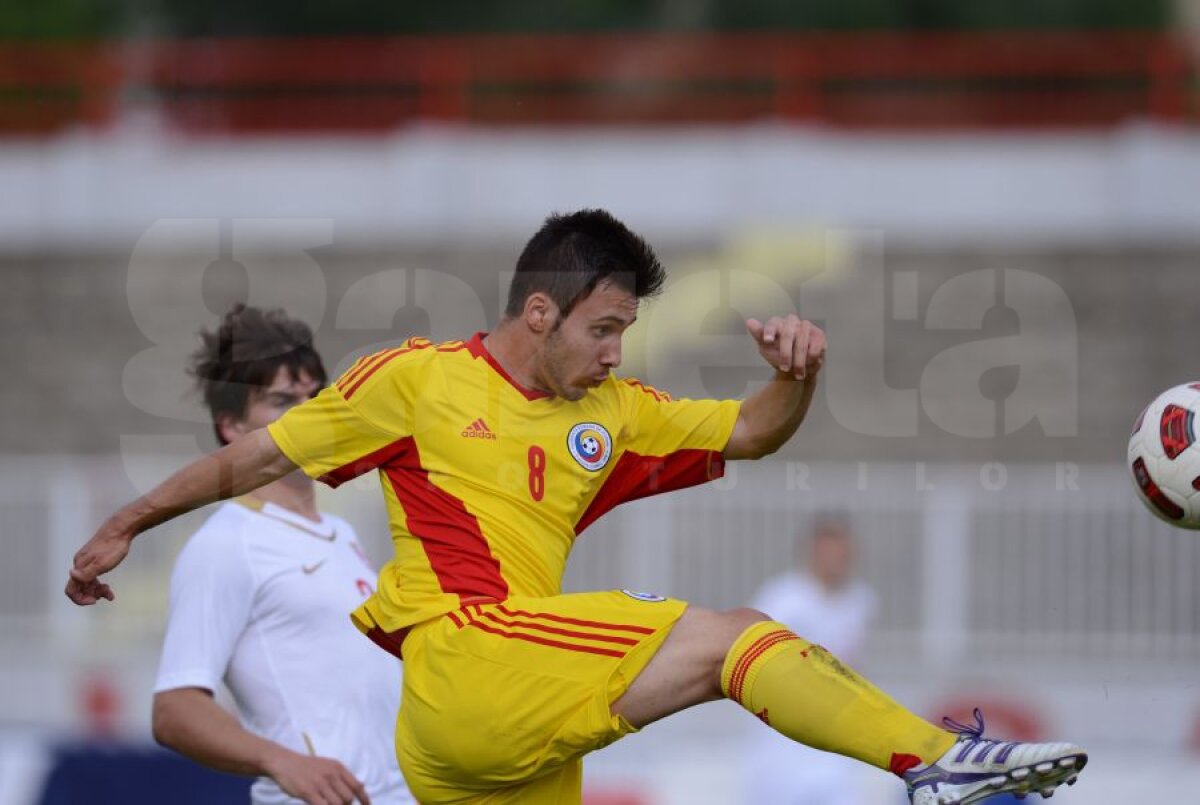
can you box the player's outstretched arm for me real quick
[65,429,297,605]
[725,315,825,460]
[153,688,371,805]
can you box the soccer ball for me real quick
[1128,383,1200,528]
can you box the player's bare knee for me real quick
[678,607,769,690]
[685,606,766,646]
[726,607,770,630]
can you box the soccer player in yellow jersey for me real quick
[68,210,1087,805]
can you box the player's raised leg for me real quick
[613,607,954,768]
[613,607,1087,804]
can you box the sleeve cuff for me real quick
[152,671,220,695]
[718,399,743,453]
[266,420,314,478]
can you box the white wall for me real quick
[4,123,1200,253]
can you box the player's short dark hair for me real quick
[189,304,327,446]
[794,510,853,558]
[504,209,666,319]
[810,511,852,538]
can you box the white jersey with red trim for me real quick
[154,499,412,804]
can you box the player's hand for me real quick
[264,749,372,805]
[746,316,826,380]
[65,521,133,605]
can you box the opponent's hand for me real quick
[746,316,826,380]
[264,749,372,805]
[65,522,133,605]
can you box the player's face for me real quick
[810,529,854,590]
[221,366,322,442]
[539,281,638,401]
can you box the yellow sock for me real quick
[721,620,956,776]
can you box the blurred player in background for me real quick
[745,515,877,805]
[151,305,411,805]
[70,211,1087,805]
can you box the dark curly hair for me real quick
[189,304,327,446]
[504,209,666,320]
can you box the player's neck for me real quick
[483,324,552,394]
[246,472,320,522]
[815,574,850,595]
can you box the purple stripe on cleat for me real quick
[972,742,999,764]
[993,742,1018,764]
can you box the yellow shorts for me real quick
[391,590,686,804]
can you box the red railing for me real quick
[0,32,1194,135]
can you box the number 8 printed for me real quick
[527,445,546,502]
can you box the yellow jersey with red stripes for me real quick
[267,333,740,637]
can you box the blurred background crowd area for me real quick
[0,0,1192,134]
[5,2,1200,804]
[4,1,1175,39]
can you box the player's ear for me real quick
[524,292,558,335]
[216,411,248,444]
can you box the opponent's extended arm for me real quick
[153,688,370,805]
[65,429,296,605]
[725,316,826,460]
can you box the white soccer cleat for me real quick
[904,709,1087,804]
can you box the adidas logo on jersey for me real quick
[461,418,497,440]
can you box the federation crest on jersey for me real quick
[621,589,666,602]
[567,422,612,471]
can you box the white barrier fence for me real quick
[568,460,1200,666]
[3,455,1200,804]
[3,455,1197,670]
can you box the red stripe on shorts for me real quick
[464,617,628,659]
[494,604,656,635]
[478,610,640,647]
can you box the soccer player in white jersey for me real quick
[151,305,412,805]
[745,516,877,805]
